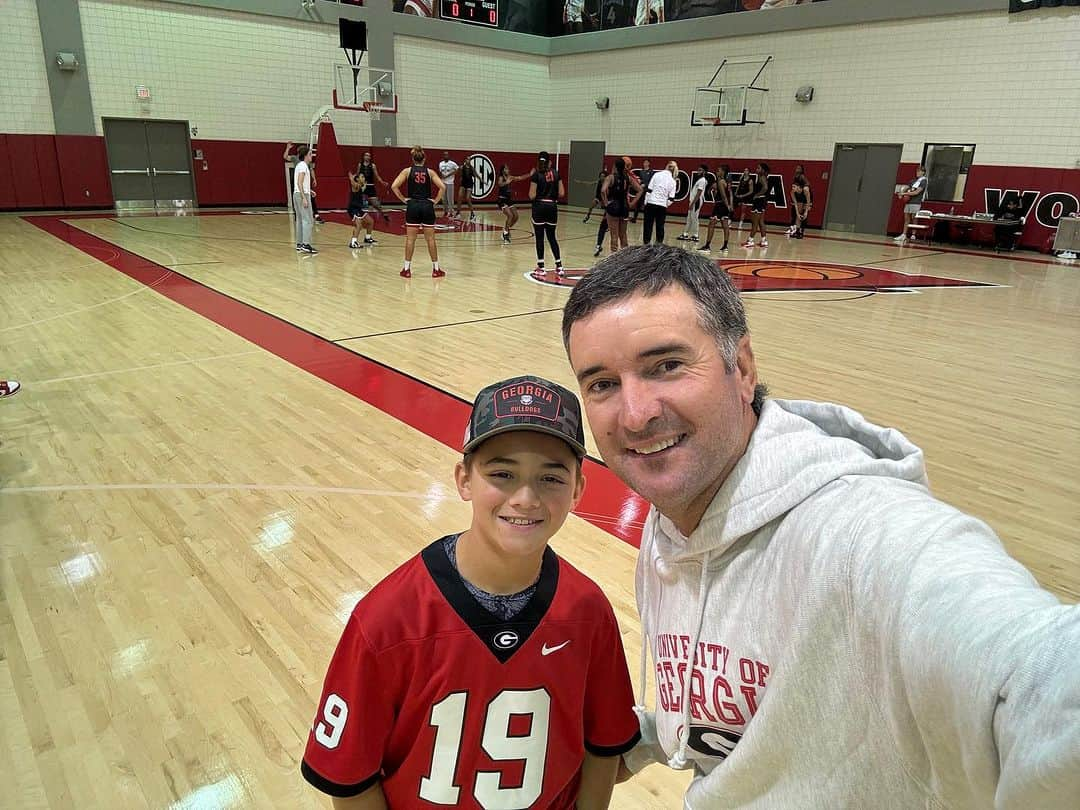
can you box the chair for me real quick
[995,216,1026,253]
[905,210,934,244]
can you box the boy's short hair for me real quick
[462,375,587,459]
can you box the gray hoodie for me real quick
[624,398,1079,808]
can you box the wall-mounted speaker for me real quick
[595,97,610,110]
[795,86,814,103]
[56,52,79,71]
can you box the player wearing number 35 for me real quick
[302,376,640,809]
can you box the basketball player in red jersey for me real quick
[390,146,446,278]
[302,375,640,809]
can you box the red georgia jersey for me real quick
[302,538,640,808]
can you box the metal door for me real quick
[567,141,606,209]
[854,144,902,235]
[145,121,195,207]
[824,144,865,232]
[825,143,902,236]
[103,118,196,210]
[103,118,156,209]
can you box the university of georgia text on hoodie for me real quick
[623,398,1079,809]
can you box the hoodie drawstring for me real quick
[668,549,711,769]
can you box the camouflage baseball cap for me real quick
[463,375,587,458]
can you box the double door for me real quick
[103,118,196,210]
[824,143,902,235]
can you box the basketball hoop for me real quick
[361,102,381,121]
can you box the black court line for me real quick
[332,308,563,343]
[856,252,947,266]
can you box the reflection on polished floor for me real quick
[1,208,1076,808]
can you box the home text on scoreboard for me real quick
[440,0,498,27]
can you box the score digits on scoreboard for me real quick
[440,0,498,27]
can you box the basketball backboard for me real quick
[691,55,771,127]
[333,64,398,115]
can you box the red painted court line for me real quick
[24,215,650,546]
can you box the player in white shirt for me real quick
[292,146,317,255]
[438,152,459,218]
[679,165,709,242]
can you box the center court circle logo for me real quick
[468,153,496,199]
[493,630,519,650]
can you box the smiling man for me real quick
[561,244,1079,809]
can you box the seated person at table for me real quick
[994,198,1023,251]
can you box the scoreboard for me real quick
[440,0,498,27]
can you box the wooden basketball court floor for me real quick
[1,206,1077,809]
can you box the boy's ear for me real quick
[454,460,473,502]
[571,468,586,510]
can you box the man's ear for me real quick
[454,460,473,502]
[736,335,758,406]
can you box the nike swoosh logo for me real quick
[541,641,570,656]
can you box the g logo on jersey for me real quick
[686,725,742,760]
[493,630,519,650]
[468,153,496,199]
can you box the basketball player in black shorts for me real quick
[600,157,642,254]
[789,170,812,239]
[529,151,565,277]
[346,168,377,248]
[358,152,390,223]
[787,163,805,235]
[584,168,607,223]
[698,163,733,253]
[456,161,477,222]
[744,162,770,249]
[391,146,446,278]
[496,164,531,244]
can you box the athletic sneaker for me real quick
[296,243,303,252]
[432,268,446,278]
[893,234,907,242]
[690,236,698,242]
[502,231,511,244]
[697,244,712,252]
[363,236,377,245]
[400,267,412,278]
[742,239,756,249]
[677,234,690,241]
[593,244,603,257]
[469,213,477,222]
[720,243,728,252]
[0,380,21,399]
[349,238,360,248]
[532,266,546,278]
[760,239,769,248]
[300,244,318,254]
[315,215,325,224]
[583,215,590,223]
[557,267,566,278]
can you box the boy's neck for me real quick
[454,530,545,595]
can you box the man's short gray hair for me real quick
[561,244,768,413]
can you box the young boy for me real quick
[301,375,640,809]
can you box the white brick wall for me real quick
[0,0,56,134]
[19,1,1074,171]
[548,10,1080,168]
[394,36,551,152]
[78,0,371,146]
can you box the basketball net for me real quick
[362,102,381,121]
